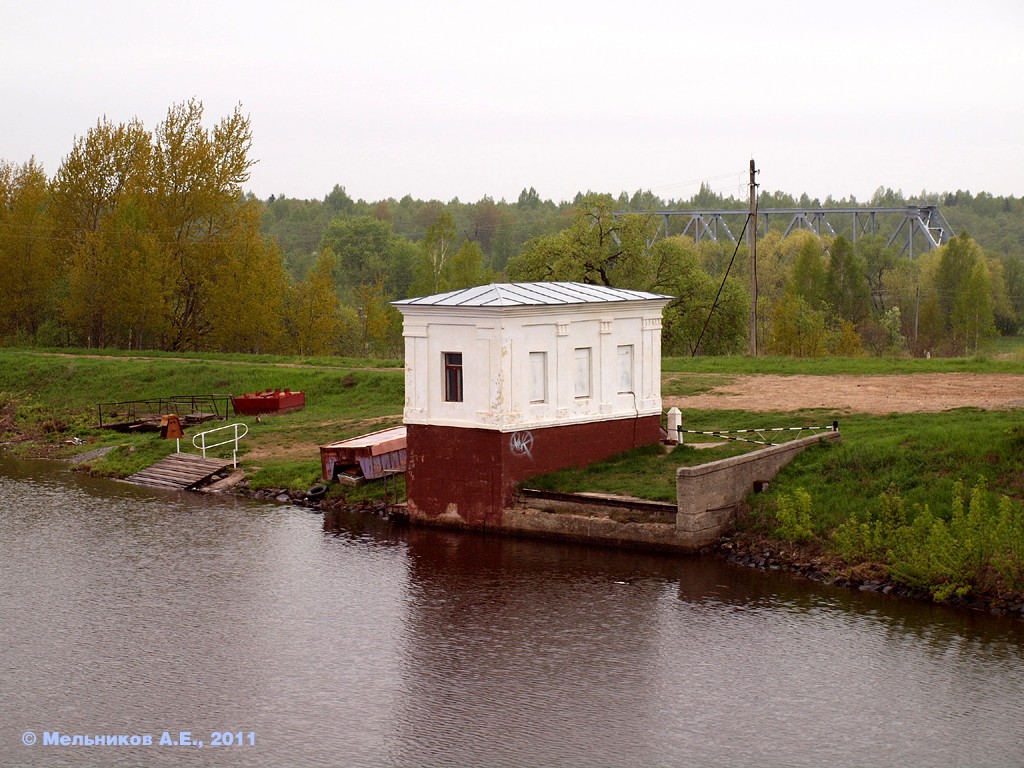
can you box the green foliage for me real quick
[285,249,343,356]
[773,488,816,542]
[768,293,828,357]
[833,478,1024,601]
[833,489,907,562]
[48,100,288,352]
[507,195,657,287]
[825,237,871,324]
[246,460,324,492]
[8,111,1024,360]
[0,158,59,338]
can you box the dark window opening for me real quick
[444,352,463,402]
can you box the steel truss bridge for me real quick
[631,205,955,257]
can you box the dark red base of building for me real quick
[405,415,661,527]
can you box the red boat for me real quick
[232,389,305,415]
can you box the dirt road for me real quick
[664,373,1024,414]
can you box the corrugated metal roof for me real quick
[393,282,672,308]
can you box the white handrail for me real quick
[192,422,249,468]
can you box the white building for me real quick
[393,282,672,526]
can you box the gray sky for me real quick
[3,0,1022,204]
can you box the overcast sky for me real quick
[3,0,1022,204]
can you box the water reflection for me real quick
[2,457,1023,768]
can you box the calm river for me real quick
[2,457,1023,767]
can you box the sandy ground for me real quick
[664,373,1024,414]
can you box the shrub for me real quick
[836,478,1024,601]
[774,488,816,542]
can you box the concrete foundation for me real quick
[403,427,840,554]
[406,415,662,527]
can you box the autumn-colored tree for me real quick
[768,293,828,357]
[286,248,343,356]
[0,158,59,339]
[51,117,159,347]
[64,200,168,348]
[206,208,288,354]
[151,99,261,350]
[352,276,402,357]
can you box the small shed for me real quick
[393,282,672,525]
[320,426,407,485]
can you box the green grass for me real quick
[0,348,406,486]
[523,407,1024,534]
[6,346,403,369]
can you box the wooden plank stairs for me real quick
[126,453,232,491]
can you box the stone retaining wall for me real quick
[676,431,840,548]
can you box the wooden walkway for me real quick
[125,453,232,491]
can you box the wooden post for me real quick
[749,159,758,356]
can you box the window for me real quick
[574,347,591,398]
[617,345,634,393]
[529,351,547,403]
[443,352,463,402]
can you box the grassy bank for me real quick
[3,346,1024,605]
[525,407,1024,605]
[0,348,404,497]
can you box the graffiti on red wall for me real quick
[509,431,534,460]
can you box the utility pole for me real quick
[749,158,758,356]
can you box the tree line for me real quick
[1,101,1022,357]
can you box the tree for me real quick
[205,207,288,354]
[151,99,260,350]
[444,240,489,291]
[51,116,158,347]
[0,158,59,339]
[414,209,457,294]
[788,232,828,310]
[64,199,167,348]
[856,235,899,313]
[952,259,995,354]
[768,293,828,357]
[352,275,401,356]
[287,248,343,355]
[320,215,414,300]
[824,236,871,324]
[506,195,656,287]
[651,237,747,355]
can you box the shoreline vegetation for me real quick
[2,346,1023,617]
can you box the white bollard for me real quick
[667,407,682,444]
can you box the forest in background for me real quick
[2,101,1023,358]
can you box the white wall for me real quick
[400,301,666,431]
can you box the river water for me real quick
[2,457,1023,767]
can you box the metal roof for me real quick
[393,282,672,308]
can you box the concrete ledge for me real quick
[502,507,698,552]
[676,431,840,548]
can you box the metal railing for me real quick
[192,423,249,468]
[675,421,839,447]
[96,394,234,428]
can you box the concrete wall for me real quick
[676,432,840,548]
[401,431,840,553]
